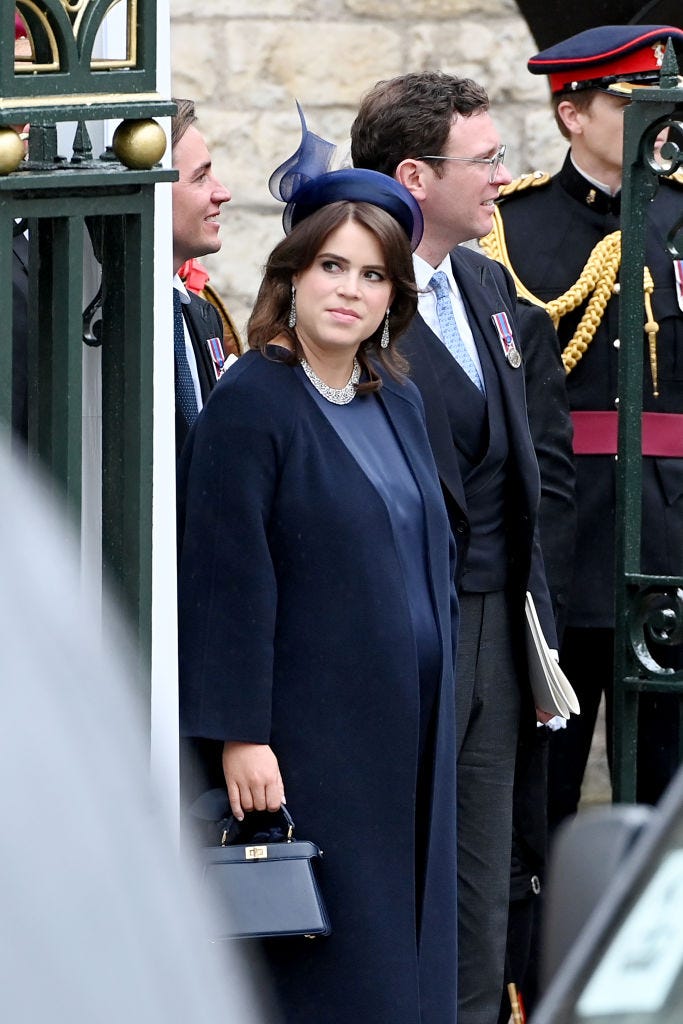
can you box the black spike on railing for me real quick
[72,121,93,163]
[660,38,680,89]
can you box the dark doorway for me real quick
[518,0,683,50]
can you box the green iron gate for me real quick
[614,40,683,801]
[0,1,175,712]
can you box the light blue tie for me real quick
[173,289,199,427]
[429,271,484,393]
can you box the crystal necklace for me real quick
[300,357,361,405]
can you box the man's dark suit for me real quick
[12,231,29,441]
[402,248,555,634]
[175,290,224,458]
[399,245,556,1024]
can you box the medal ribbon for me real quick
[491,311,519,364]
[674,260,683,313]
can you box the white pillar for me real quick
[150,0,181,834]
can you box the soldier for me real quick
[481,24,683,829]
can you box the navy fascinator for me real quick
[269,103,423,252]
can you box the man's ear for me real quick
[395,159,427,201]
[556,99,584,137]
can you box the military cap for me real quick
[528,24,683,94]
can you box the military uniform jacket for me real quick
[492,154,683,627]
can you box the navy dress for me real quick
[303,373,441,752]
[303,373,443,917]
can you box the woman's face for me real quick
[292,218,395,360]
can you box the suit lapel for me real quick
[13,233,29,275]
[451,248,542,523]
[451,248,508,373]
[399,315,469,513]
[450,248,526,421]
[183,296,217,402]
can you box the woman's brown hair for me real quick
[247,201,418,391]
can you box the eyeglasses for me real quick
[417,144,507,184]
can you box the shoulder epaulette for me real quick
[497,170,551,199]
[479,207,547,309]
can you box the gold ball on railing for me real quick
[112,118,167,170]
[0,127,26,175]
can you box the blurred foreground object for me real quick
[532,767,683,1023]
[0,438,266,1024]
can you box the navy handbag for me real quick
[193,794,331,942]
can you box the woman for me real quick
[178,140,459,1023]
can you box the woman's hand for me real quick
[222,741,285,821]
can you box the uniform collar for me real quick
[558,152,621,215]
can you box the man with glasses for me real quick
[351,72,559,1024]
[481,24,683,839]
[418,144,507,179]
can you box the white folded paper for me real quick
[525,591,580,719]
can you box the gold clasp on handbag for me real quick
[245,845,268,860]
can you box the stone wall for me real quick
[170,0,567,339]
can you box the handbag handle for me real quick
[188,789,294,847]
[220,804,294,847]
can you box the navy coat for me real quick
[177,349,459,1024]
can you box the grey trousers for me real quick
[456,591,521,1024]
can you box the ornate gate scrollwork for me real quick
[613,40,683,800]
[10,0,150,90]
[628,587,683,675]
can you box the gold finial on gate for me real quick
[112,118,166,170]
[0,128,26,175]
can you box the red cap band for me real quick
[547,42,665,93]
